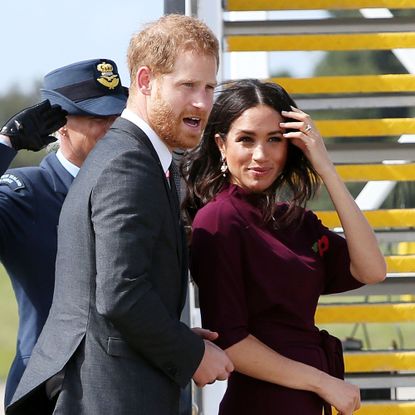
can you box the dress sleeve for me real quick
[190,201,250,350]
[307,211,364,295]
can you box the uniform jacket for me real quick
[0,146,73,406]
[7,117,204,415]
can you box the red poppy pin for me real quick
[312,235,329,257]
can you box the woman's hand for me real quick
[192,327,219,341]
[280,109,386,284]
[280,106,334,178]
[317,375,361,415]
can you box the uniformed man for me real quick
[0,58,128,407]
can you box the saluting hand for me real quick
[0,99,67,151]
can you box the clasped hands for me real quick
[191,327,234,387]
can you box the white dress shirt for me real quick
[56,148,79,177]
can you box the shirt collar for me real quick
[121,108,172,174]
[56,149,80,177]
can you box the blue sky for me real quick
[0,0,164,94]
[0,2,323,96]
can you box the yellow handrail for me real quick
[226,0,415,11]
[227,33,415,52]
[335,164,415,182]
[315,118,415,137]
[316,303,415,324]
[356,402,415,414]
[345,350,415,372]
[270,74,415,94]
[316,209,415,228]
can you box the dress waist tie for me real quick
[320,329,345,415]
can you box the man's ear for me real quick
[136,66,152,96]
[214,133,226,158]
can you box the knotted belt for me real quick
[320,330,345,415]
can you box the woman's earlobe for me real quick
[215,133,225,152]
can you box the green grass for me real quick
[0,266,18,381]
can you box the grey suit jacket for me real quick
[7,117,205,415]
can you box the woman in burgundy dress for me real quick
[183,80,386,415]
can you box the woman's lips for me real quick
[249,167,272,177]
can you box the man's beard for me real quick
[149,91,205,149]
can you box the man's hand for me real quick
[0,100,67,151]
[192,340,234,387]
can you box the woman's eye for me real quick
[269,136,283,142]
[238,136,252,143]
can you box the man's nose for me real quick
[192,90,212,111]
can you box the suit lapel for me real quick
[110,118,183,267]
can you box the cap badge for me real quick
[96,62,120,90]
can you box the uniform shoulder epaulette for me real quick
[0,173,26,191]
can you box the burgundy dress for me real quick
[190,184,363,415]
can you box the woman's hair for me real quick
[127,14,219,93]
[182,79,321,228]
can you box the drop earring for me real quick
[220,155,228,177]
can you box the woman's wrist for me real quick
[316,162,338,182]
[311,369,333,396]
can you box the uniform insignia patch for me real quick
[96,62,120,90]
[0,173,26,191]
